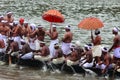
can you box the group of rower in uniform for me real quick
[0,12,120,75]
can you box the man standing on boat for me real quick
[46,24,59,59]
[4,11,14,23]
[109,27,120,64]
[61,25,73,57]
[29,25,45,51]
[91,29,102,65]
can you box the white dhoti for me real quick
[13,36,21,49]
[28,38,36,50]
[96,64,113,70]
[113,47,120,58]
[0,34,8,50]
[52,57,65,64]
[0,48,6,53]
[23,36,29,43]
[66,60,79,66]
[34,39,41,50]
[49,39,59,58]
[34,55,51,62]
[61,42,71,56]
[11,51,20,56]
[20,52,33,60]
[81,60,94,68]
[92,45,102,57]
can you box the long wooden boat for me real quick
[1,53,120,78]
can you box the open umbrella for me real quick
[78,17,103,30]
[42,9,64,32]
[42,9,64,23]
[78,17,104,35]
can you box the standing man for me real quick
[4,12,14,23]
[109,27,120,64]
[46,24,59,58]
[29,25,45,51]
[61,25,73,57]
[91,29,102,65]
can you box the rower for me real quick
[52,43,65,64]
[96,47,113,74]
[66,44,80,66]
[80,44,93,68]
[34,41,50,62]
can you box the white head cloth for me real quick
[13,21,19,25]
[6,12,13,15]
[113,27,119,32]
[30,23,36,30]
[52,24,56,28]
[0,15,3,18]
[20,39,26,43]
[102,47,108,52]
[84,44,91,50]
[65,25,71,30]
[1,20,7,23]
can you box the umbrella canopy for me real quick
[78,17,104,30]
[42,9,64,23]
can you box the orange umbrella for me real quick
[42,9,64,23]
[42,9,64,32]
[78,17,104,30]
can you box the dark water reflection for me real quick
[0,0,120,80]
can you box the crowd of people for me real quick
[0,11,120,75]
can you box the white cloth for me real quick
[66,60,79,66]
[61,42,71,55]
[113,47,120,58]
[34,55,51,61]
[28,38,36,50]
[20,52,33,60]
[52,57,65,64]
[34,39,41,50]
[92,45,102,57]
[49,39,59,58]
[81,60,94,68]
[13,36,22,49]
[96,64,113,70]
[0,48,6,53]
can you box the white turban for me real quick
[30,23,36,30]
[101,47,108,52]
[113,27,119,32]
[6,12,13,15]
[20,39,26,43]
[65,25,71,30]
[52,24,56,28]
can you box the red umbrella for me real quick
[78,17,104,30]
[42,9,64,32]
[42,9,64,23]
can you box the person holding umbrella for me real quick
[91,29,102,65]
[46,24,59,58]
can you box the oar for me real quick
[8,54,12,65]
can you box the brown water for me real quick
[0,0,120,80]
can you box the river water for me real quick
[0,0,120,80]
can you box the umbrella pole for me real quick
[50,22,53,33]
[91,30,94,41]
